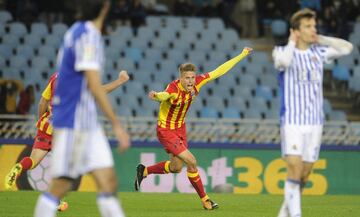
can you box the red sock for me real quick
[187,170,207,199]
[19,157,34,170]
[147,161,170,175]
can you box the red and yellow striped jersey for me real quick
[154,48,252,130]
[36,73,57,135]
[157,73,211,129]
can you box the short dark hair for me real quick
[76,0,106,21]
[179,63,197,74]
[290,8,316,30]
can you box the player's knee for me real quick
[169,164,182,173]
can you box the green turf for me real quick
[0,191,359,217]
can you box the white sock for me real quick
[34,193,59,217]
[96,193,125,217]
[285,179,301,217]
[277,200,290,217]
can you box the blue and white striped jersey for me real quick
[273,42,339,126]
[53,21,104,130]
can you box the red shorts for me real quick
[157,125,188,156]
[33,130,52,151]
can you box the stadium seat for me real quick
[221,29,239,44]
[232,86,253,99]
[52,23,68,37]
[248,98,268,110]
[332,65,350,81]
[202,61,222,73]
[180,29,198,42]
[0,10,12,23]
[109,36,128,49]
[160,60,177,73]
[199,107,219,118]
[205,96,225,111]
[271,19,287,37]
[208,51,227,63]
[0,56,5,68]
[116,58,136,72]
[0,44,13,56]
[38,46,57,60]
[259,74,278,89]
[132,70,153,83]
[31,23,49,38]
[206,18,225,32]
[116,106,133,117]
[243,109,263,119]
[217,74,238,87]
[328,110,347,121]
[123,47,143,62]
[31,56,51,72]
[323,99,332,114]
[227,97,247,111]
[255,86,273,101]
[138,59,158,72]
[15,45,34,59]
[9,22,27,37]
[129,38,149,50]
[193,40,214,52]
[105,47,121,60]
[212,85,232,98]
[23,34,43,48]
[44,35,62,48]
[239,74,258,87]
[336,56,355,68]
[153,71,174,83]
[111,26,134,40]
[222,107,240,119]
[164,16,183,29]
[119,95,140,108]
[157,27,177,42]
[250,51,269,64]
[144,48,163,61]
[2,33,20,46]
[137,26,155,40]
[147,82,166,92]
[245,64,265,75]
[186,51,207,64]
[349,76,360,92]
[146,16,163,29]
[265,109,279,119]
[9,55,28,70]
[151,38,171,50]
[166,50,185,64]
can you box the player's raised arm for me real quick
[272,29,298,70]
[208,47,252,80]
[317,35,353,59]
[102,70,130,93]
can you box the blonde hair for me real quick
[178,63,197,74]
[290,8,316,30]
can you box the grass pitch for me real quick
[0,191,359,217]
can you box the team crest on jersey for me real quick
[311,56,319,64]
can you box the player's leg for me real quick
[34,178,73,217]
[88,126,125,217]
[91,168,125,217]
[177,149,218,210]
[278,125,304,217]
[4,131,50,189]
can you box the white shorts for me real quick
[51,126,114,179]
[281,125,323,162]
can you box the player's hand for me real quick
[289,28,299,43]
[118,70,129,83]
[148,90,157,100]
[242,47,253,55]
[113,123,131,153]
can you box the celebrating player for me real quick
[134,47,252,210]
[273,9,353,217]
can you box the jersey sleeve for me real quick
[314,45,342,63]
[195,73,211,91]
[74,30,102,72]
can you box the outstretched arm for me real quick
[208,47,252,80]
[102,70,130,93]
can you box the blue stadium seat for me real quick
[336,56,355,68]
[265,109,279,119]
[0,56,5,68]
[15,45,34,59]
[116,106,133,117]
[0,10,12,23]
[31,23,49,38]
[215,40,235,53]
[207,18,225,32]
[23,34,43,48]
[328,110,347,121]
[153,71,174,83]
[232,86,253,99]
[164,16,183,30]
[157,27,177,41]
[151,38,171,50]
[217,74,237,87]
[119,95,140,108]
[2,33,20,46]
[271,19,287,37]
[160,60,177,73]
[349,75,360,92]
[123,81,145,95]
[185,17,204,31]
[109,36,128,49]
[199,107,219,118]
[180,29,198,42]
[221,29,239,44]
[129,38,149,50]
[332,65,350,81]
[212,85,232,98]
[105,47,121,60]
[250,51,269,64]
[259,74,278,89]
[111,26,134,40]
[222,107,240,119]
[9,22,27,37]
[186,51,206,64]
[202,61,222,73]
[132,70,153,83]
[245,64,265,75]
[255,86,273,101]
[52,23,68,37]
[187,107,198,118]
[144,48,163,61]
[194,40,214,52]
[116,58,136,71]
[205,96,225,111]
[227,97,246,111]
[166,50,185,64]
[10,55,28,70]
[248,98,268,110]
[38,46,57,60]
[31,56,50,72]
[147,82,166,92]
[239,74,257,87]
[123,47,143,62]
[0,44,13,56]
[137,26,155,40]
[146,16,163,29]
[44,35,62,48]
[138,59,158,72]
[243,109,263,119]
